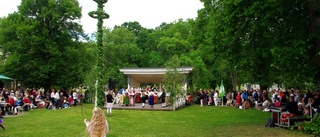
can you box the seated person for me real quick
[62,97,69,108]
[274,98,281,107]
[280,96,298,122]
[23,95,34,110]
[47,101,54,110]
[304,106,315,118]
[5,95,15,114]
[226,93,233,106]
[68,95,73,106]
[35,95,45,108]
[0,94,6,115]
[297,102,304,116]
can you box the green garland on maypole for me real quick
[89,0,109,108]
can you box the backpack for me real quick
[265,118,275,127]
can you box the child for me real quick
[0,114,5,131]
[84,107,108,137]
[47,101,54,110]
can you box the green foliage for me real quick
[303,114,320,135]
[195,0,320,89]
[164,55,185,105]
[0,0,89,90]
[102,27,141,88]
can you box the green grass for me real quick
[0,104,313,137]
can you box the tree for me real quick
[102,27,142,89]
[164,55,185,110]
[0,0,87,90]
[196,0,320,90]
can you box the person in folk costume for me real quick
[135,87,141,103]
[119,88,124,106]
[123,89,129,106]
[160,87,166,108]
[105,90,114,117]
[141,89,148,108]
[129,87,135,106]
[84,82,109,137]
[148,89,155,108]
[145,86,150,104]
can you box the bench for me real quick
[280,116,309,128]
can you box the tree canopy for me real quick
[0,0,91,90]
[1,0,320,92]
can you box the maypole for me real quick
[89,0,109,107]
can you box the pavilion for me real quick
[119,67,193,110]
[119,67,193,90]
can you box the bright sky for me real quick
[0,0,203,34]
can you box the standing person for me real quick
[141,90,147,108]
[235,91,241,108]
[105,90,114,117]
[214,90,219,106]
[135,87,141,103]
[54,90,60,109]
[148,90,155,108]
[262,89,268,101]
[50,89,55,106]
[304,89,313,105]
[123,90,129,106]
[160,87,166,108]
[72,89,78,107]
[196,89,201,104]
[84,107,109,137]
[0,114,4,131]
[129,87,135,106]
[199,90,204,107]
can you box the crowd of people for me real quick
[109,85,168,109]
[0,87,87,116]
[194,88,320,118]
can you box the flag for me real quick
[219,80,225,98]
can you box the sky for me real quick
[0,0,204,34]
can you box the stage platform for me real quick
[111,103,174,111]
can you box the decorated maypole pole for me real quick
[89,0,109,107]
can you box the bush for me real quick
[303,113,320,135]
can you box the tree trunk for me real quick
[308,0,320,88]
[230,71,238,91]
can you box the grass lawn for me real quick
[0,104,313,137]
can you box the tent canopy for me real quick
[0,74,13,80]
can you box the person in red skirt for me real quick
[135,87,141,103]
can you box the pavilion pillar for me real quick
[127,76,131,90]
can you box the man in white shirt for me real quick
[72,90,78,107]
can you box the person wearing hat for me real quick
[297,102,304,116]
